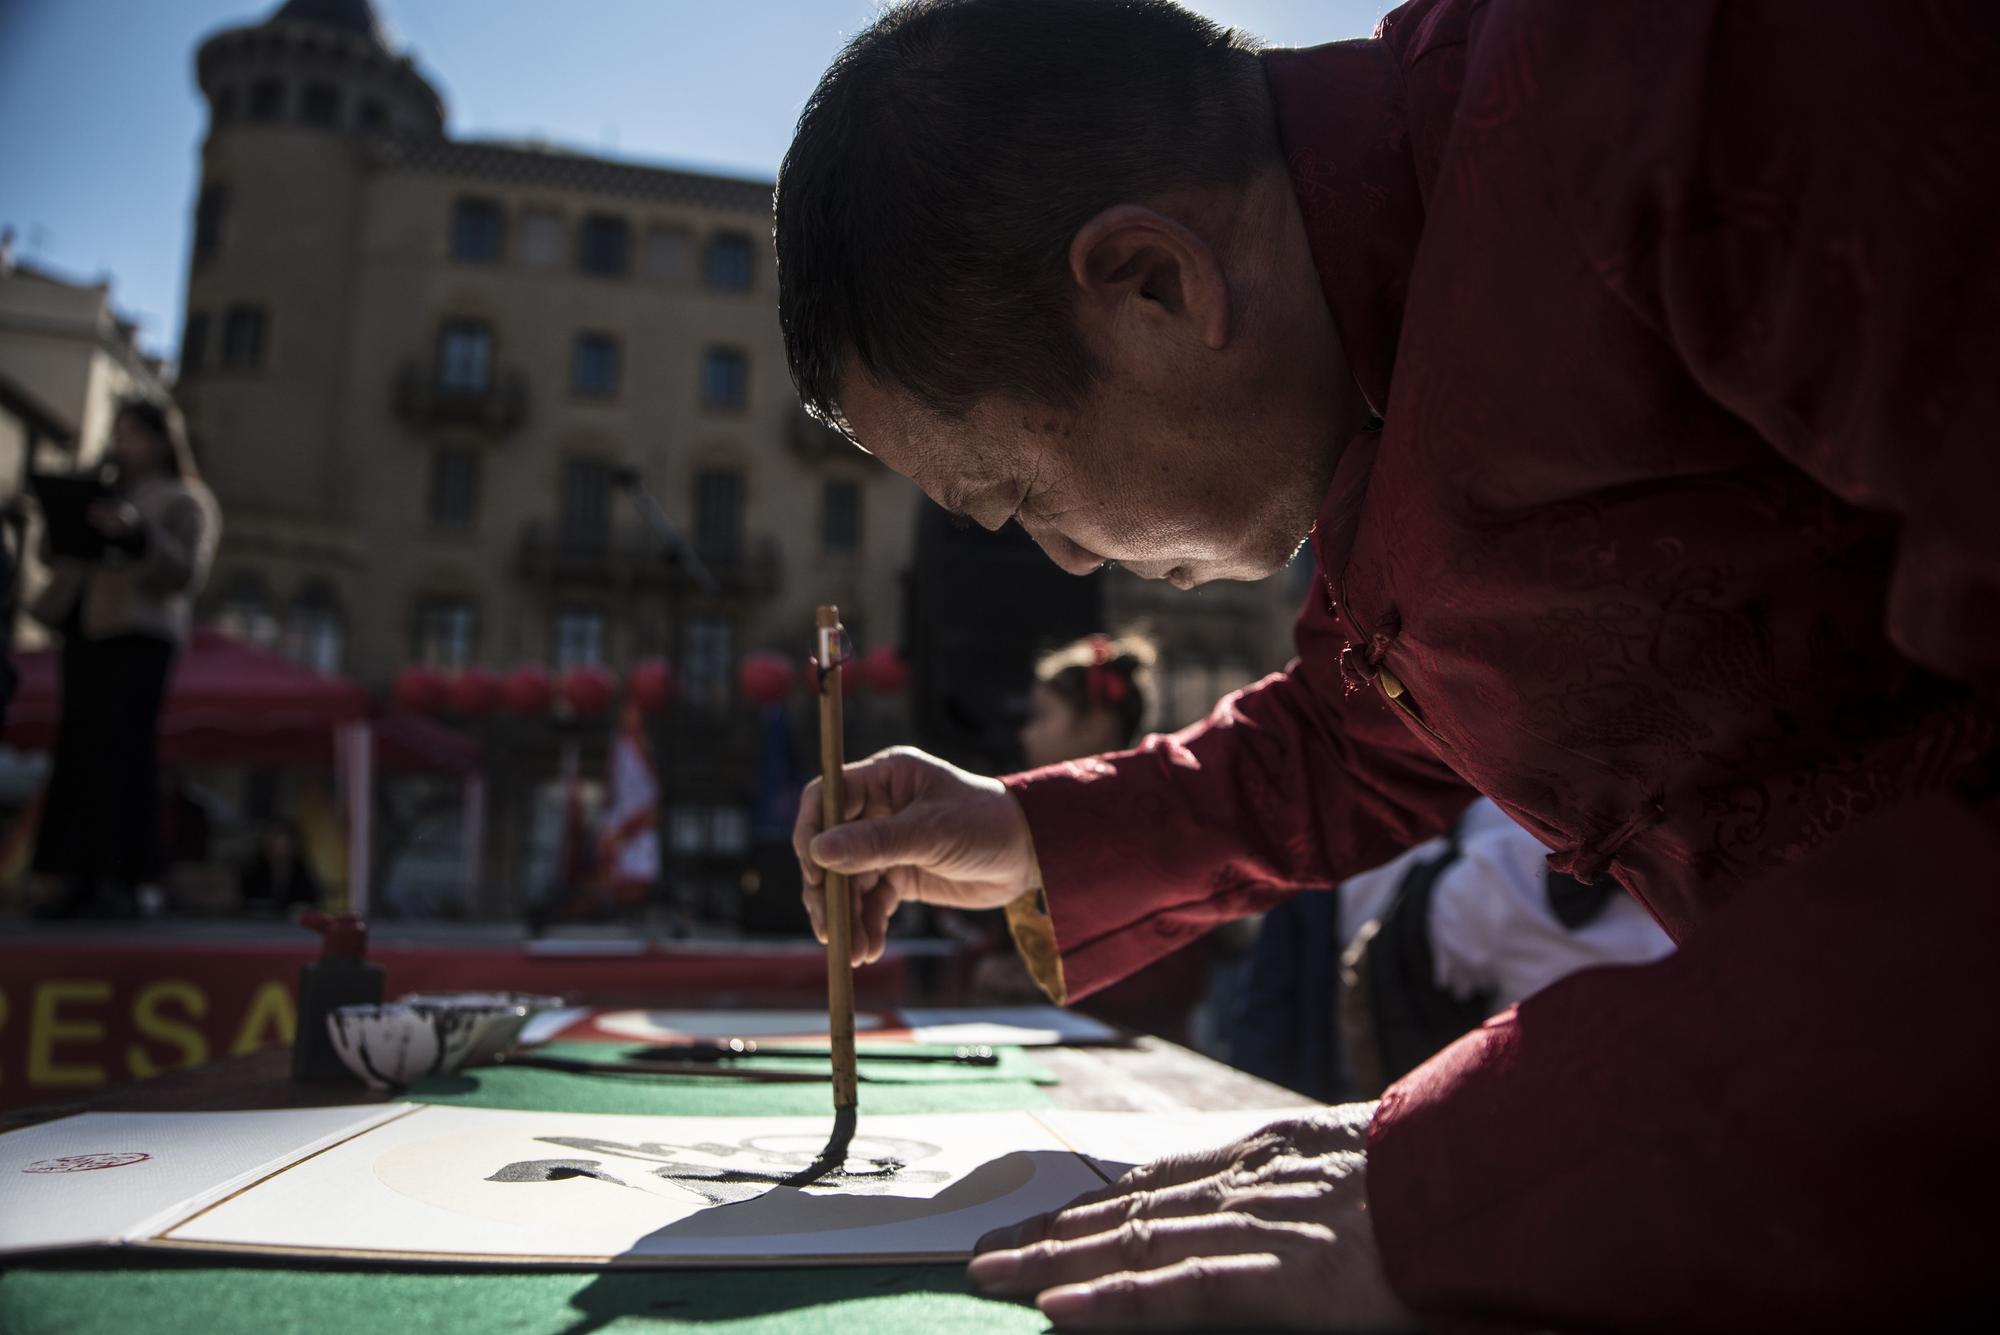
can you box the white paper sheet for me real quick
[166,1105,1107,1265]
[0,1104,411,1257]
[589,1009,893,1044]
[514,1006,594,1046]
[585,1005,1118,1050]
[899,1006,1120,1047]
[1034,1108,1308,1181]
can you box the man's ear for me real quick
[1068,205,1231,351]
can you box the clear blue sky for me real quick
[0,0,1385,361]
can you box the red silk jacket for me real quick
[1003,0,2000,1327]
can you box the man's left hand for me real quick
[967,1104,1417,1331]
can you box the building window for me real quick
[821,479,861,555]
[700,347,747,411]
[436,320,492,392]
[668,804,750,856]
[577,213,630,276]
[414,598,476,669]
[685,616,735,709]
[570,333,620,398]
[357,98,386,130]
[213,86,238,125]
[247,78,284,121]
[194,184,228,260]
[711,807,750,855]
[451,197,504,263]
[551,606,606,671]
[643,226,691,282]
[285,581,344,674]
[705,232,754,291]
[214,573,279,649]
[300,81,341,126]
[668,808,705,856]
[428,446,479,528]
[559,458,614,554]
[181,311,209,376]
[693,468,743,566]
[519,209,563,267]
[221,305,267,369]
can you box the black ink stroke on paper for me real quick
[488,1134,948,1207]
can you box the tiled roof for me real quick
[367,134,774,214]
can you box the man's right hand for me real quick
[792,746,1042,965]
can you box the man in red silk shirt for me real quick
[778,0,1999,1328]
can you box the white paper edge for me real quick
[1026,1107,1309,1182]
[516,1007,592,1046]
[900,1006,1121,1045]
[118,1103,422,1245]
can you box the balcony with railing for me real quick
[393,361,530,437]
[516,523,782,596]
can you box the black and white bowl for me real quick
[326,1001,487,1090]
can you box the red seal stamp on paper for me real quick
[23,1152,152,1173]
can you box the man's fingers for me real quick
[970,1214,1293,1299]
[975,1149,1240,1253]
[1109,1144,1250,1195]
[1044,1175,1249,1242]
[809,806,937,875]
[792,777,824,891]
[858,881,897,965]
[1038,1252,1289,1331]
[802,883,827,944]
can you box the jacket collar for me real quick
[1263,40,1425,418]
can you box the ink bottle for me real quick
[293,910,384,1081]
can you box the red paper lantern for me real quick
[737,650,796,707]
[394,664,447,713]
[861,644,911,696]
[562,663,617,717]
[630,658,677,714]
[449,666,502,717]
[503,663,554,716]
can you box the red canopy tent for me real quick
[5,628,475,774]
[3,628,482,911]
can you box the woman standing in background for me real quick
[959,632,1218,1042]
[29,397,219,918]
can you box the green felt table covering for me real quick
[0,1261,1047,1335]
[0,1050,1061,1334]
[406,1042,1054,1117]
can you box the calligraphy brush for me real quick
[501,1052,826,1082]
[783,605,860,1188]
[629,1041,999,1067]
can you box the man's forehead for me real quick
[835,367,1013,495]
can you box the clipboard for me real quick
[29,472,112,561]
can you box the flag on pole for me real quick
[598,704,661,904]
[551,738,598,920]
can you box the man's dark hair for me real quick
[775,0,1272,428]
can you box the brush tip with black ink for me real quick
[782,1102,858,1189]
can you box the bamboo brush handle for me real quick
[816,605,859,1113]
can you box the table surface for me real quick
[0,1028,1313,1334]
[2,1035,1308,1125]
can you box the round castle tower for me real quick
[179,0,442,556]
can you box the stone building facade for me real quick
[180,0,911,695]
[169,0,1306,916]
